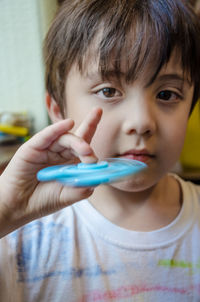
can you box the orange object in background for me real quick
[180,101,200,169]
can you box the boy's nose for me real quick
[122,100,156,137]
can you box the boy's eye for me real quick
[96,87,122,99]
[157,90,181,102]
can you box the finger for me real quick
[28,182,95,216]
[59,185,95,205]
[27,119,75,151]
[75,107,103,143]
[51,133,95,158]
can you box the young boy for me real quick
[0,0,200,301]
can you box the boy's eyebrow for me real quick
[86,71,191,88]
[153,73,191,87]
[86,70,125,81]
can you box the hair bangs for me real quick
[44,0,200,114]
[88,0,200,89]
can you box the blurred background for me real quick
[0,0,200,180]
[0,0,58,133]
[0,0,59,170]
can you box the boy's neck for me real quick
[89,175,182,232]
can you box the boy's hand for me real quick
[0,107,102,237]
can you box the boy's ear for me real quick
[45,93,63,123]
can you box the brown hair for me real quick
[44,0,200,115]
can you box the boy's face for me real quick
[51,53,194,191]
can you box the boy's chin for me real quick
[109,175,151,192]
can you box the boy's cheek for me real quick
[90,129,117,159]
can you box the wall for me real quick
[0,0,57,132]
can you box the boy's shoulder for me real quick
[171,173,200,227]
[172,173,200,201]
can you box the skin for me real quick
[49,53,194,231]
[0,53,194,237]
[0,108,102,237]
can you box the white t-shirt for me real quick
[1,175,200,302]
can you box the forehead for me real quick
[73,9,194,88]
[79,47,191,87]
[69,5,193,85]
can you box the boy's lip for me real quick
[117,149,155,163]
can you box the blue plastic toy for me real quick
[37,158,147,187]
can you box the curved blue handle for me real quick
[37,158,147,187]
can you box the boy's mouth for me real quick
[118,149,155,163]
